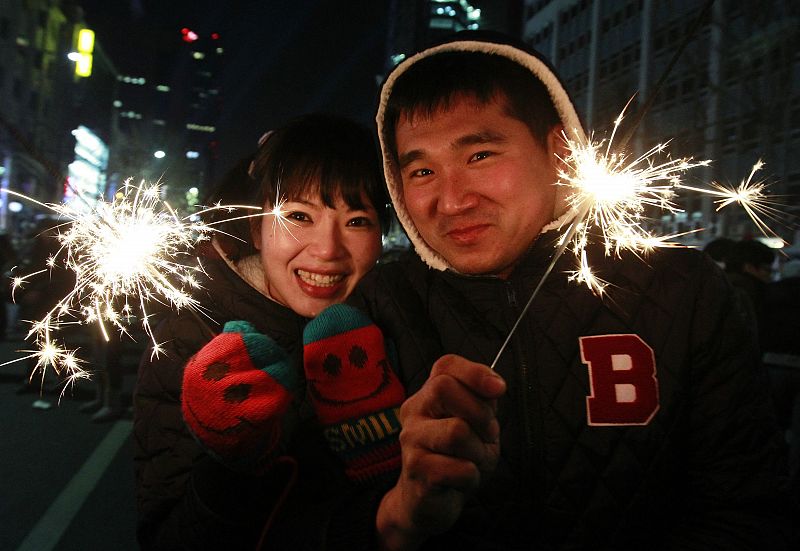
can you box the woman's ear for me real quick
[250,218,262,251]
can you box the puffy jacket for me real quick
[365,32,793,548]
[353,236,792,549]
[134,247,385,550]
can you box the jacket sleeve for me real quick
[660,257,795,549]
[133,312,294,550]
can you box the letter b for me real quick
[580,334,659,426]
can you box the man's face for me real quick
[395,93,560,278]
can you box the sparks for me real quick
[493,112,710,368]
[492,109,795,369]
[556,121,710,292]
[676,160,789,242]
[3,179,293,381]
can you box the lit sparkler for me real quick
[2,179,292,385]
[556,122,711,293]
[492,113,793,368]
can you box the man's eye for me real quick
[469,151,493,162]
[410,168,433,178]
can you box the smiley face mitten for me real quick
[303,304,405,483]
[182,320,298,473]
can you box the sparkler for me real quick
[491,0,791,368]
[491,116,710,367]
[2,179,292,387]
[491,116,791,368]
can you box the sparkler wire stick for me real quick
[490,206,589,369]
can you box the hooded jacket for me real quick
[350,33,793,549]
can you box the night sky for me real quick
[80,0,391,176]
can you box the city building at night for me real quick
[0,0,227,237]
[523,0,799,246]
[0,0,76,229]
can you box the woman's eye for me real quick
[469,151,493,162]
[287,211,310,222]
[347,216,374,228]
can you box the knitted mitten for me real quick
[182,320,298,472]
[303,304,405,483]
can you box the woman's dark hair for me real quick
[203,113,389,259]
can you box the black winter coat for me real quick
[352,234,793,550]
[134,254,384,550]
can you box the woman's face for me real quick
[254,188,383,318]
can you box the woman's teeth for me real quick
[296,269,345,287]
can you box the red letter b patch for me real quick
[580,334,659,426]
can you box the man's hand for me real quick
[376,354,506,550]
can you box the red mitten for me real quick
[303,304,405,483]
[182,320,298,472]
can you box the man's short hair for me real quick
[384,51,561,161]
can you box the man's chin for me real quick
[447,256,510,278]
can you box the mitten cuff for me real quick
[321,405,402,483]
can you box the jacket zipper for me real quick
[505,283,535,467]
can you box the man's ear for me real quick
[250,218,262,251]
[546,124,568,171]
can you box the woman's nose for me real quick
[308,221,346,260]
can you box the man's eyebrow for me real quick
[398,131,507,169]
[454,130,507,148]
[398,149,424,169]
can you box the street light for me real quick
[153,150,166,159]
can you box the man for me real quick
[348,33,792,549]
[724,239,775,341]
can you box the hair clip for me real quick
[257,130,275,146]
[248,130,276,177]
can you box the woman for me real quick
[133,114,389,549]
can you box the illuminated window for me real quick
[186,123,216,133]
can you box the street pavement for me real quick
[0,338,139,551]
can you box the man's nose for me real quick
[437,167,478,215]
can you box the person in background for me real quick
[762,258,800,482]
[14,220,76,402]
[702,236,735,270]
[78,331,125,422]
[133,113,393,550]
[0,232,18,341]
[725,238,776,345]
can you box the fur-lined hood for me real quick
[210,237,273,300]
[376,35,586,272]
